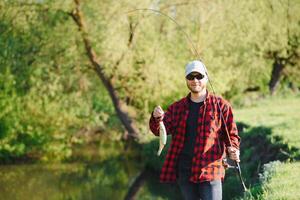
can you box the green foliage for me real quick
[77,0,300,123]
[0,0,299,161]
[0,1,118,161]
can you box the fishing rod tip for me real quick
[125,10,134,15]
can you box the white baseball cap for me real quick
[185,60,207,77]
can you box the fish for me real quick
[157,121,167,156]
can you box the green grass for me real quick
[232,95,300,200]
[242,161,300,200]
[235,95,300,149]
[260,161,300,200]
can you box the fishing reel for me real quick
[222,157,248,192]
[222,157,239,170]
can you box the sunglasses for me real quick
[186,73,204,80]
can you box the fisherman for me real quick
[149,60,241,200]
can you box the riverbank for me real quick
[1,95,299,199]
[223,95,300,200]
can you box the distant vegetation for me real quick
[0,0,299,162]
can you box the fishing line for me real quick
[126,8,200,58]
[126,8,248,192]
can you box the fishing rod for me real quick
[208,71,248,192]
[127,8,247,192]
[126,8,200,57]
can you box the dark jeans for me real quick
[177,176,222,200]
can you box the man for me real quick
[149,60,240,200]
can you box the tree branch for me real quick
[70,0,139,140]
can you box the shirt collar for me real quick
[183,90,211,108]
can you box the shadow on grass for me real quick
[223,122,300,200]
[126,122,300,200]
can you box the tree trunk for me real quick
[268,59,285,95]
[70,0,138,139]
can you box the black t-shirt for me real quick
[178,98,204,176]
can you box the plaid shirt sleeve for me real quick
[220,100,240,149]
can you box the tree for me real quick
[266,0,300,95]
[1,0,299,161]
[70,0,139,140]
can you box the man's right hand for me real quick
[153,106,164,120]
[227,147,240,162]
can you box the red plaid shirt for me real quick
[149,92,240,183]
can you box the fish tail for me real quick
[157,145,164,156]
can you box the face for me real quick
[185,72,207,93]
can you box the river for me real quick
[0,141,181,200]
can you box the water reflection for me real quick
[0,149,181,200]
[0,158,137,200]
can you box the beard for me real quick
[187,82,206,94]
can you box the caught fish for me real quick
[157,121,167,156]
